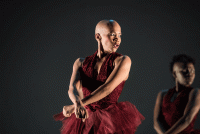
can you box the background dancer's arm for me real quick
[164,89,200,134]
[81,55,131,106]
[154,91,169,134]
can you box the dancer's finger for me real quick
[86,110,89,119]
[81,109,85,118]
[75,108,79,118]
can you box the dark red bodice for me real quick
[80,51,125,111]
[162,87,199,133]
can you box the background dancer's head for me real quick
[170,54,195,87]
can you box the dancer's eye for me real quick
[190,69,195,73]
[110,33,115,36]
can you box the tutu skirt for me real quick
[54,101,144,134]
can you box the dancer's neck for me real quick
[175,83,191,92]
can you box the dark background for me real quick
[1,0,200,133]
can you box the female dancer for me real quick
[154,54,200,134]
[54,20,144,134]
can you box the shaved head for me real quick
[94,19,122,54]
[95,20,120,35]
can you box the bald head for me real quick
[94,20,122,53]
[95,20,120,35]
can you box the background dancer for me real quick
[154,54,200,134]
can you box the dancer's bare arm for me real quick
[75,80,84,99]
[68,58,84,104]
[154,90,169,134]
[63,58,85,118]
[164,88,200,134]
[81,55,131,106]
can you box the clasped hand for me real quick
[63,98,89,122]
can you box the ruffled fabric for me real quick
[54,101,144,134]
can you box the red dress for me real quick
[54,51,145,134]
[162,87,200,134]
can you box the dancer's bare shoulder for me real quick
[73,58,85,68]
[189,88,200,102]
[161,89,169,98]
[156,89,169,101]
[114,55,131,67]
[112,55,131,81]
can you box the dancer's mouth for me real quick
[114,44,119,48]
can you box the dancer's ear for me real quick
[95,33,103,59]
[95,33,102,42]
[172,71,177,78]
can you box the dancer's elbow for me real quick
[184,115,193,126]
[68,86,74,94]
[153,119,159,130]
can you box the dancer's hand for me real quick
[75,97,89,122]
[63,105,75,117]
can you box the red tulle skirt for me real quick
[54,101,144,134]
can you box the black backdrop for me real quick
[1,0,200,133]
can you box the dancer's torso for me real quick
[79,51,125,111]
[162,87,198,133]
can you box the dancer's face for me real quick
[95,22,121,53]
[173,62,195,87]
